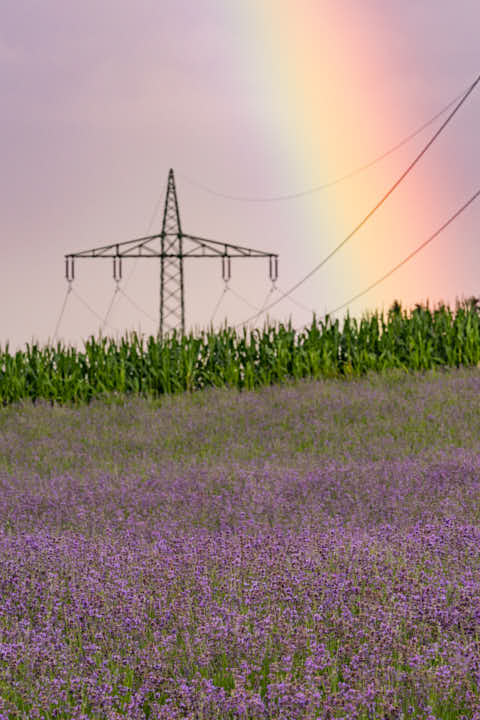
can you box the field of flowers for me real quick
[1,367,480,718]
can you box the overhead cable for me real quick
[237,71,480,327]
[122,177,169,293]
[101,285,120,333]
[118,287,157,324]
[210,285,229,324]
[52,283,72,342]
[327,185,480,316]
[179,87,467,203]
[275,285,312,313]
[228,286,264,312]
[71,288,117,333]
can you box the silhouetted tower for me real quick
[160,169,185,335]
[65,169,279,337]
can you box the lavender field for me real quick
[1,367,480,719]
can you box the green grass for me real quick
[2,298,480,406]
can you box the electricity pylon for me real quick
[160,169,185,335]
[65,169,279,336]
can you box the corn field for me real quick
[2,299,480,405]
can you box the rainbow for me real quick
[234,1,458,315]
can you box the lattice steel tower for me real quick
[160,169,185,335]
[65,169,279,336]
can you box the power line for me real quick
[118,287,157,324]
[71,288,117,333]
[179,87,467,203]
[52,283,72,342]
[275,285,312,313]
[53,286,117,344]
[237,71,480,327]
[121,176,169,293]
[258,285,276,314]
[210,285,229,324]
[66,170,278,335]
[327,185,480,316]
[228,285,264,312]
[90,175,168,328]
[101,284,120,333]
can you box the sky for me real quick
[1,0,479,348]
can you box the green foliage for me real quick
[2,299,480,405]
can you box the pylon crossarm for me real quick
[64,168,279,336]
[66,236,157,257]
[66,234,277,260]
[183,234,276,258]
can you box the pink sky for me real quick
[1,1,479,347]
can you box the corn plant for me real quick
[2,298,480,405]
